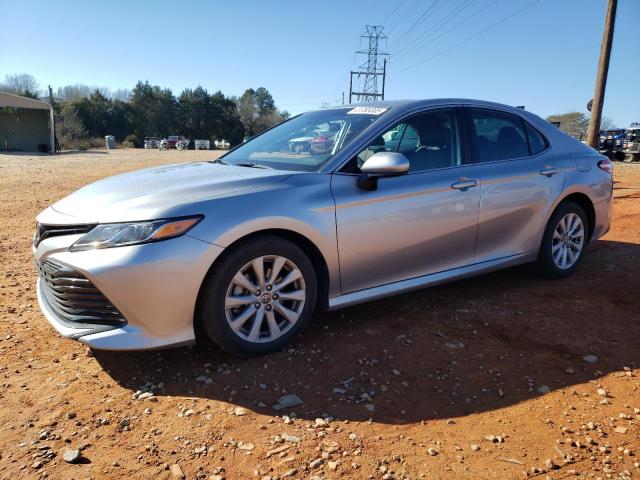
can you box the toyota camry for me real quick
[33,99,613,356]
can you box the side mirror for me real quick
[358,152,409,190]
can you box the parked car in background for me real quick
[194,140,211,150]
[310,122,341,154]
[144,137,160,149]
[288,133,314,154]
[160,135,189,150]
[309,132,336,154]
[599,129,626,160]
[623,123,640,162]
[33,99,612,356]
[214,139,230,150]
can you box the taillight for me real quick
[597,158,612,174]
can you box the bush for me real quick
[122,134,140,148]
[57,136,110,150]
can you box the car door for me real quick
[466,107,568,263]
[331,108,480,294]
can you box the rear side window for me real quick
[470,109,529,162]
[525,122,548,155]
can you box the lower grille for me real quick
[37,259,126,326]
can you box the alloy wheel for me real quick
[224,255,306,343]
[551,213,585,269]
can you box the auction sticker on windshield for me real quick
[347,106,388,115]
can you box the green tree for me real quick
[254,87,275,117]
[129,81,177,140]
[62,89,133,141]
[176,86,245,145]
[237,87,286,137]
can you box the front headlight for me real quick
[70,216,203,251]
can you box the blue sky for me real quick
[1,0,638,126]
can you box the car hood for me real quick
[44,162,293,224]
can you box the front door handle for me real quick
[539,166,560,177]
[450,178,478,191]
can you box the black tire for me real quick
[534,201,588,279]
[197,235,317,357]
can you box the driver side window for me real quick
[346,109,462,173]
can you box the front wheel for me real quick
[197,235,317,356]
[535,202,588,279]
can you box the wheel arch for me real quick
[194,229,331,341]
[534,190,597,259]
[556,192,596,241]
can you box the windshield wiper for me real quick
[235,162,272,169]
[209,158,228,165]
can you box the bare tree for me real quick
[0,73,40,98]
[56,84,94,102]
[546,112,590,140]
[111,88,131,102]
[600,116,617,131]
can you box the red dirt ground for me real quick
[0,149,638,480]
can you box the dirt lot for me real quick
[0,148,638,480]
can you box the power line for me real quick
[380,0,408,26]
[394,0,500,63]
[400,0,540,72]
[386,0,423,36]
[393,0,477,59]
[388,0,446,51]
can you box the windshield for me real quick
[222,107,389,171]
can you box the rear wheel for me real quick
[535,202,588,278]
[197,235,317,356]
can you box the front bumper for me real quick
[34,232,224,350]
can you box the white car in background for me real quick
[144,137,160,149]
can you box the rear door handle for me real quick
[539,166,560,177]
[450,178,478,191]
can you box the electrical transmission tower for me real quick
[349,25,389,103]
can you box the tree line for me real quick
[1,73,620,148]
[0,73,289,149]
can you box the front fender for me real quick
[186,174,341,297]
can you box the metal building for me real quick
[0,92,55,153]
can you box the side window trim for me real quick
[523,117,533,156]
[337,105,467,174]
[465,106,551,164]
[523,121,550,156]
[457,106,473,166]
[392,124,408,153]
[340,106,469,174]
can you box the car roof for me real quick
[313,98,598,172]
[320,98,531,115]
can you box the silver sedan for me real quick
[33,99,613,356]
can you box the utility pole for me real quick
[48,85,56,155]
[586,0,618,149]
[349,25,389,103]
